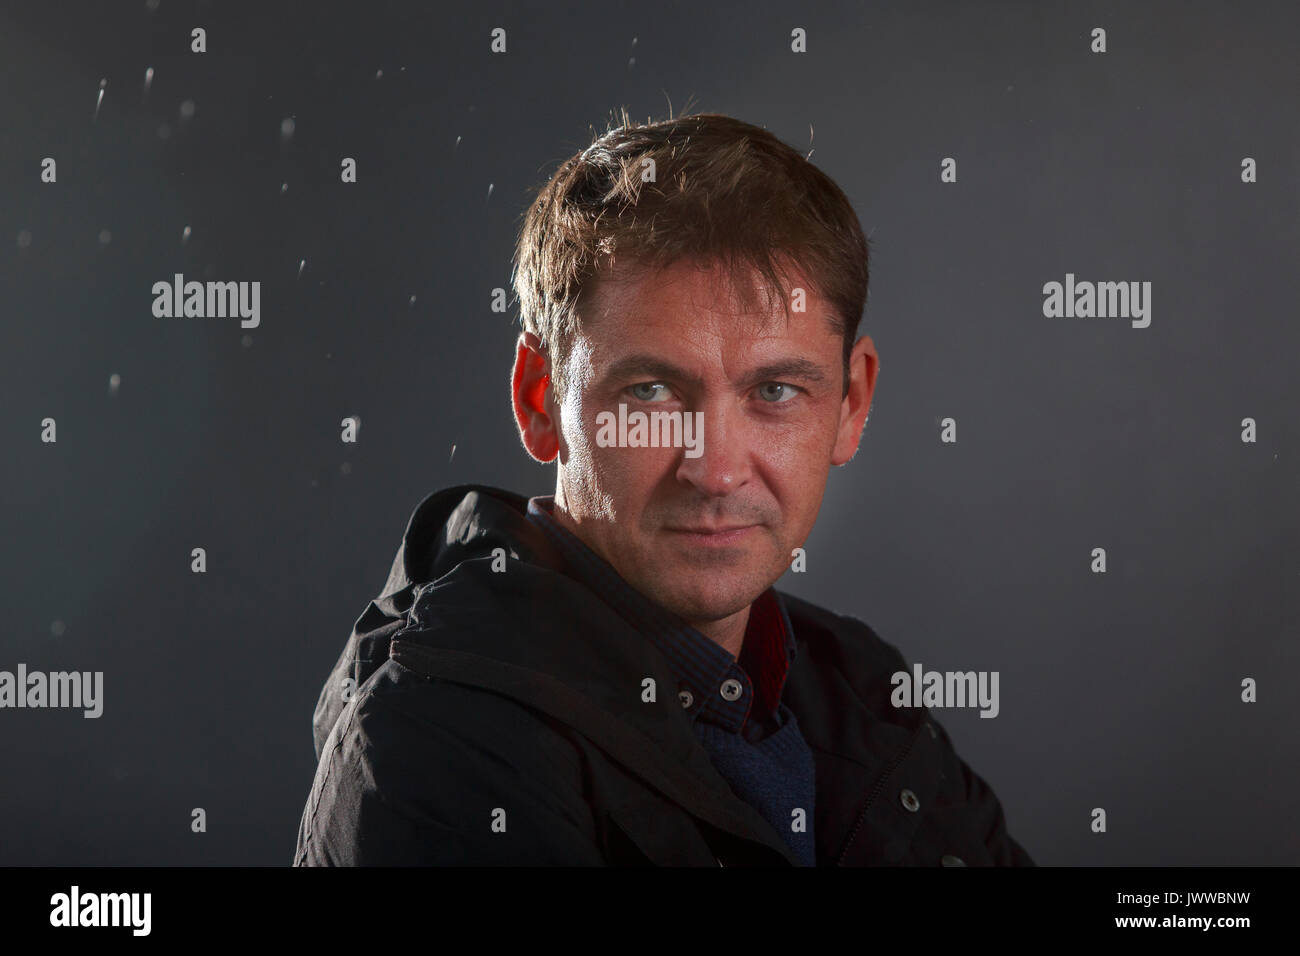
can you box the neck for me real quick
[689,606,751,659]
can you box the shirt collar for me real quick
[525,495,797,736]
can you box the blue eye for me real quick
[629,382,670,402]
[756,383,797,403]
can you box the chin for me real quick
[650,575,762,623]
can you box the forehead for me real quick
[573,258,836,365]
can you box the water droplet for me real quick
[144,67,154,94]
[94,81,106,122]
[298,258,306,278]
[179,98,195,119]
[108,373,121,394]
[98,229,112,245]
[280,117,296,140]
[376,69,383,79]
[449,444,457,463]
[409,294,416,306]
[455,135,462,148]
[16,230,32,249]
[51,619,66,636]
[486,183,493,200]
[280,182,288,193]
[181,225,191,243]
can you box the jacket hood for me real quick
[310,484,549,761]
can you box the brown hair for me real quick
[510,108,870,396]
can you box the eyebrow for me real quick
[598,353,831,388]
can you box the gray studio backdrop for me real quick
[1,0,1296,865]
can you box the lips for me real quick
[664,524,758,546]
[668,525,754,534]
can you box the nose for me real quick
[673,401,752,496]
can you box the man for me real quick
[294,111,1033,866]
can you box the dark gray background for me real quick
[1,0,1295,865]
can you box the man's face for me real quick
[519,258,877,627]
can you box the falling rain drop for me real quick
[298,258,306,278]
[280,117,295,141]
[486,183,493,201]
[108,373,121,395]
[94,79,106,122]
[280,182,288,193]
[98,229,112,245]
[143,67,154,95]
[376,69,383,79]
[51,620,66,637]
[181,225,191,243]
[179,99,195,119]
[16,230,32,249]
[409,295,416,306]
[449,444,456,463]
[454,135,462,149]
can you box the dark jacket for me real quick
[294,484,1034,866]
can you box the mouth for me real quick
[664,524,758,545]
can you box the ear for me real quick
[511,331,560,462]
[831,335,879,466]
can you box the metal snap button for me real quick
[679,689,695,709]
[900,788,920,812]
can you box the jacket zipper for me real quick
[835,722,922,866]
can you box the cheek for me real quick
[556,400,610,515]
[760,419,836,523]
[760,419,821,478]
[561,402,667,521]
[591,445,676,514]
